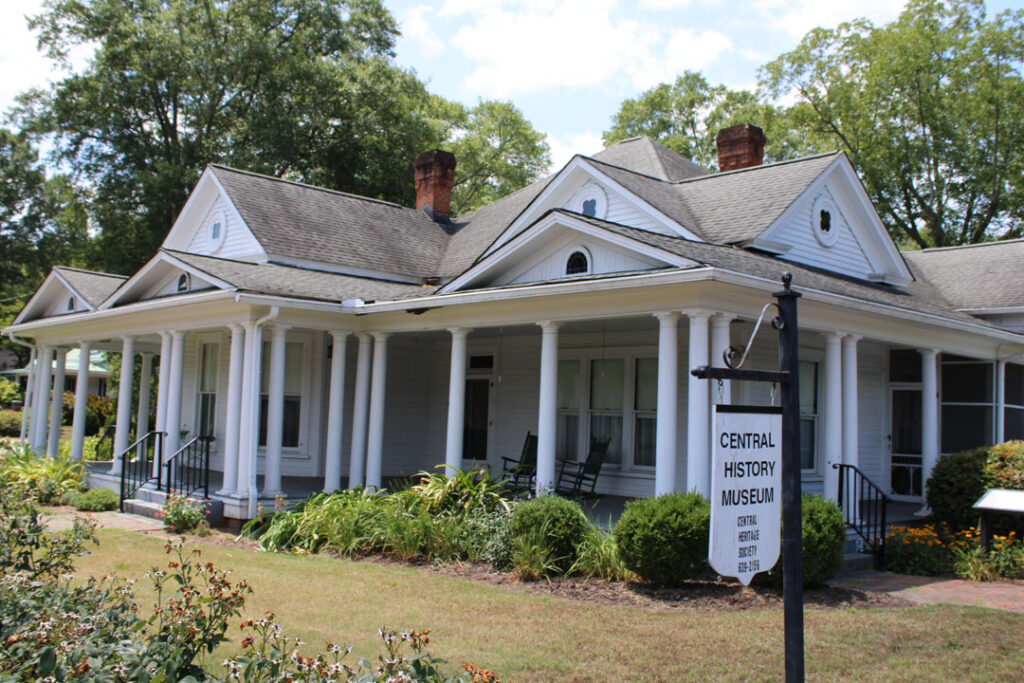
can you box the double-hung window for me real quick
[799,360,819,472]
[258,340,304,448]
[197,342,219,438]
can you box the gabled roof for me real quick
[903,239,1024,311]
[209,165,449,280]
[591,137,709,182]
[54,267,127,307]
[166,250,427,303]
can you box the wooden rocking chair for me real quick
[500,432,538,493]
[556,436,611,499]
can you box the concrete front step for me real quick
[839,551,878,575]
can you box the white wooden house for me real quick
[6,126,1024,523]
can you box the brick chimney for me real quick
[414,149,457,221]
[716,124,766,172]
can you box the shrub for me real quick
[74,487,120,512]
[0,444,84,504]
[0,410,22,437]
[788,494,845,587]
[161,493,207,533]
[926,447,989,530]
[461,507,514,569]
[984,440,1024,490]
[60,390,75,425]
[0,377,20,407]
[885,523,964,576]
[509,495,590,574]
[614,492,710,585]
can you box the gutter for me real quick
[6,333,35,444]
[247,306,279,519]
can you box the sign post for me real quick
[709,405,782,586]
[692,273,804,682]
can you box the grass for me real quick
[75,528,1024,682]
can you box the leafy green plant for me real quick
[461,507,514,569]
[926,446,989,530]
[984,441,1024,492]
[411,466,510,516]
[0,377,21,407]
[0,443,84,503]
[74,487,120,512]
[160,493,207,533]
[571,523,635,581]
[0,409,22,436]
[511,521,564,581]
[614,492,710,585]
[765,494,845,587]
[886,524,961,576]
[509,495,589,574]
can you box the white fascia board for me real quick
[99,251,233,310]
[14,271,68,324]
[960,306,1024,316]
[482,156,701,257]
[438,211,698,294]
[159,168,219,251]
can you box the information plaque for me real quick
[709,405,783,585]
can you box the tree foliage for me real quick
[762,0,1024,247]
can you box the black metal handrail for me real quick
[835,463,890,569]
[164,435,214,499]
[118,431,165,512]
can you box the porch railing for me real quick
[118,431,165,512]
[834,463,890,569]
[164,436,214,500]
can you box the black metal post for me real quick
[774,274,804,683]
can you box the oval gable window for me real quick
[566,250,589,275]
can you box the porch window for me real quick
[557,359,580,463]
[1004,363,1024,440]
[590,359,624,465]
[258,341,303,448]
[197,342,218,437]
[633,358,657,467]
[941,355,993,453]
[799,360,818,470]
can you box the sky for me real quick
[1,0,1020,171]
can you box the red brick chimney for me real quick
[414,150,457,221]
[716,124,766,172]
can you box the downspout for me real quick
[247,305,279,519]
[6,333,36,445]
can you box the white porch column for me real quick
[920,349,940,505]
[686,312,710,496]
[444,328,470,476]
[348,333,373,489]
[536,322,560,497]
[996,359,1006,444]
[654,312,679,496]
[30,345,53,452]
[323,331,349,492]
[823,332,843,503]
[70,342,91,461]
[234,323,259,496]
[111,337,135,474]
[47,348,67,457]
[153,333,172,478]
[842,336,860,471]
[19,347,36,444]
[135,353,153,456]
[163,331,187,460]
[365,332,389,491]
[218,324,246,495]
[262,324,290,497]
[710,314,735,404]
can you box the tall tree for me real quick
[761,0,1024,247]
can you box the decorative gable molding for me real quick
[750,155,913,286]
[440,211,698,293]
[482,156,702,257]
[15,272,88,324]
[161,168,265,262]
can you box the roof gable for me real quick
[14,267,126,324]
[439,210,699,293]
[100,251,231,309]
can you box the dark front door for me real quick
[463,378,490,461]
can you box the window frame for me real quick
[194,337,220,439]
[257,331,312,453]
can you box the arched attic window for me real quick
[177,273,190,292]
[67,297,76,312]
[566,250,590,275]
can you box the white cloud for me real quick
[638,0,694,9]
[751,0,906,38]
[397,5,446,59]
[547,130,605,171]
[445,0,734,98]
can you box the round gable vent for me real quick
[572,185,607,220]
[811,194,840,248]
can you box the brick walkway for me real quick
[831,571,1024,612]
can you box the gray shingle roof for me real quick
[591,137,709,182]
[165,250,427,303]
[903,239,1024,310]
[54,267,127,307]
[210,166,449,280]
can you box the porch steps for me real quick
[123,485,224,526]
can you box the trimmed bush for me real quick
[74,487,120,512]
[764,494,845,587]
[509,495,589,573]
[926,446,988,530]
[0,377,20,408]
[0,410,22,437]
[984,440,1024,490]
[614,492,710,585]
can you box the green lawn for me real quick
[76,529,1024,682]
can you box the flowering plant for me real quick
[160,492,207,533]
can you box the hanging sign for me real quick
[709,405,783,585]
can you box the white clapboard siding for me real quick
[42,290,86,318]
[185,194,264,260]
[857,340,886,487]
[604,192,673,235]
[506,237,664,286]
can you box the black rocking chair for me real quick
[556,436,611,499]
[501,432,538,493]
